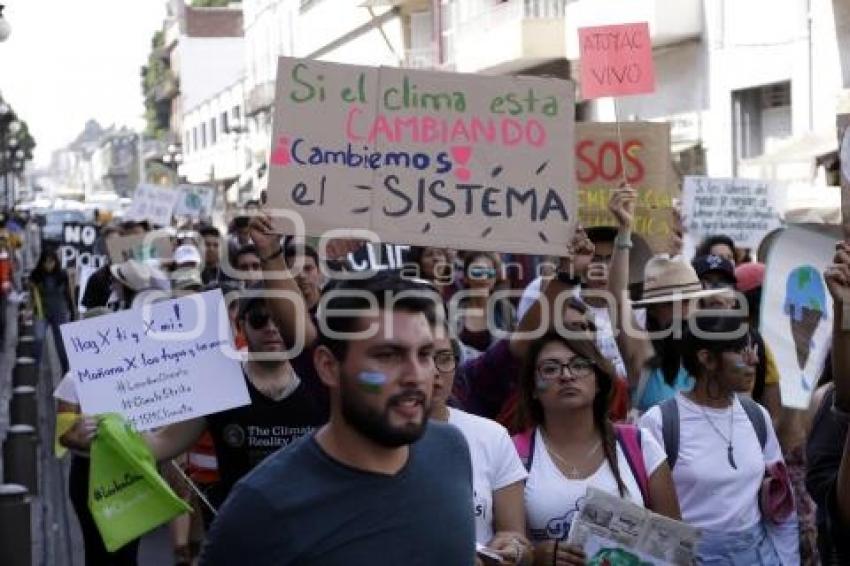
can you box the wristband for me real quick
[614,231,633,250]
[260,246,284,263]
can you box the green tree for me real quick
[139,30,169,139]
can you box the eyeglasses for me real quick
[468,266,496,278]
[536,357,596,381]
[434,350,457,373]
[246,310,272,330]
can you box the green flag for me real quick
[88,414,191,552]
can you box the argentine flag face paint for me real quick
[358,371,388,394]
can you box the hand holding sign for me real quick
[608,185,638,232]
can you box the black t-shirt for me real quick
[81,264,112,309]
[805,386,850,564]
[205,370,329,505]
[201,422,475,566]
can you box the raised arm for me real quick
[143,417,207,462]
[249,212,318,349]
[607,186,653,388]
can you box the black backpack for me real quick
[659,395,767,468]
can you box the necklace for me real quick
[541,430,602,479]
[696,398,737,469]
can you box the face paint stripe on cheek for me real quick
[357,371,388,394]
[535,377,551,392]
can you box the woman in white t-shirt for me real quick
[431,332,531,566]
[516,333,680,565]
[640,314,798,565]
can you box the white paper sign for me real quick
[126,184,180,226]
[761,226,834,409]
[682,176,785,250]
[174,185,215,218]
[60,290,250,430]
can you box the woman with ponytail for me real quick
[515,333,680,565]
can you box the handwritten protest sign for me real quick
[60,222,107,270]
[60,290,250,430]
[106,231,173,265]
[576,122,673,250]
[838,114,850,239]
[578,23,655,99]
[126,184,180,226]
[174,185,215,218]
[681,176,785,251]
[266,57,577,256]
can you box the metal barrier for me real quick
[11,357,37,388]
[0,484,32,566]
[10,385,37,428]
[16,335,35,358]
[2,424,37,495]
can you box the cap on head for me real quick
[692,254,737,285]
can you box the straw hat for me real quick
[110,260,154,292]
[632,255,724,307]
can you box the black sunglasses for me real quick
[246,310,272,330]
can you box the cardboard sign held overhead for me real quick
[681,176,785,252]
[174,185,215,218]
[576,122,673,250]
[106,231,173,265]
[60,222,107,271]
[266,57,578,257]
[126,185,180,227]
[579,22,655,99]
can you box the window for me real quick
[210,118,217,145]
[201,123,207,149]
[185,132,191,154]
[192,127,198,152]
[221,111,229,133]
[233,105,241,123]
[731,81,792,172]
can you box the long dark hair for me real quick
[681,313,751,400]
[30,247,65,285]
[517,333,627,497]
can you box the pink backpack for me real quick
[513,424,651,507]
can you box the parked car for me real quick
[41,209,91,244]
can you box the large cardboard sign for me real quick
[174,185,215,218]
[761,227,834,409]
[578,23,655,99]
[60,222,107,270]
[126,185,180,226]
[60,290,250,430]
[576,122,673,249]
[266,57,577,257]
[681,176,785,251]
[106,231,173,265]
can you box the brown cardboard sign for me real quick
[266,57,577,256]
[106,232,173,265]
[575,122,674,250]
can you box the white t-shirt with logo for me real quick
[448,408,528,545]
[525,427,665,542]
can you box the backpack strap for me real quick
[512,428,536,471]
[738,395,767,450]
[615,424,651,508]
[659,397,680,469]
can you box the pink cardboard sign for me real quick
[579,22,655,99]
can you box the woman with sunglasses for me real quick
[640,314,798,564]
[517,333,680,565]
[455,251,516,352]
[431,329,531,565]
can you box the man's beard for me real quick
[339,372,431,448]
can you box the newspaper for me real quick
[566,487,699,565]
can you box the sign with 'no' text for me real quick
[579,22,655,99]
[266,57,577,257]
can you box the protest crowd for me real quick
[3,58,850,566]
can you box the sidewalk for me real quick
[1,296,171,565]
